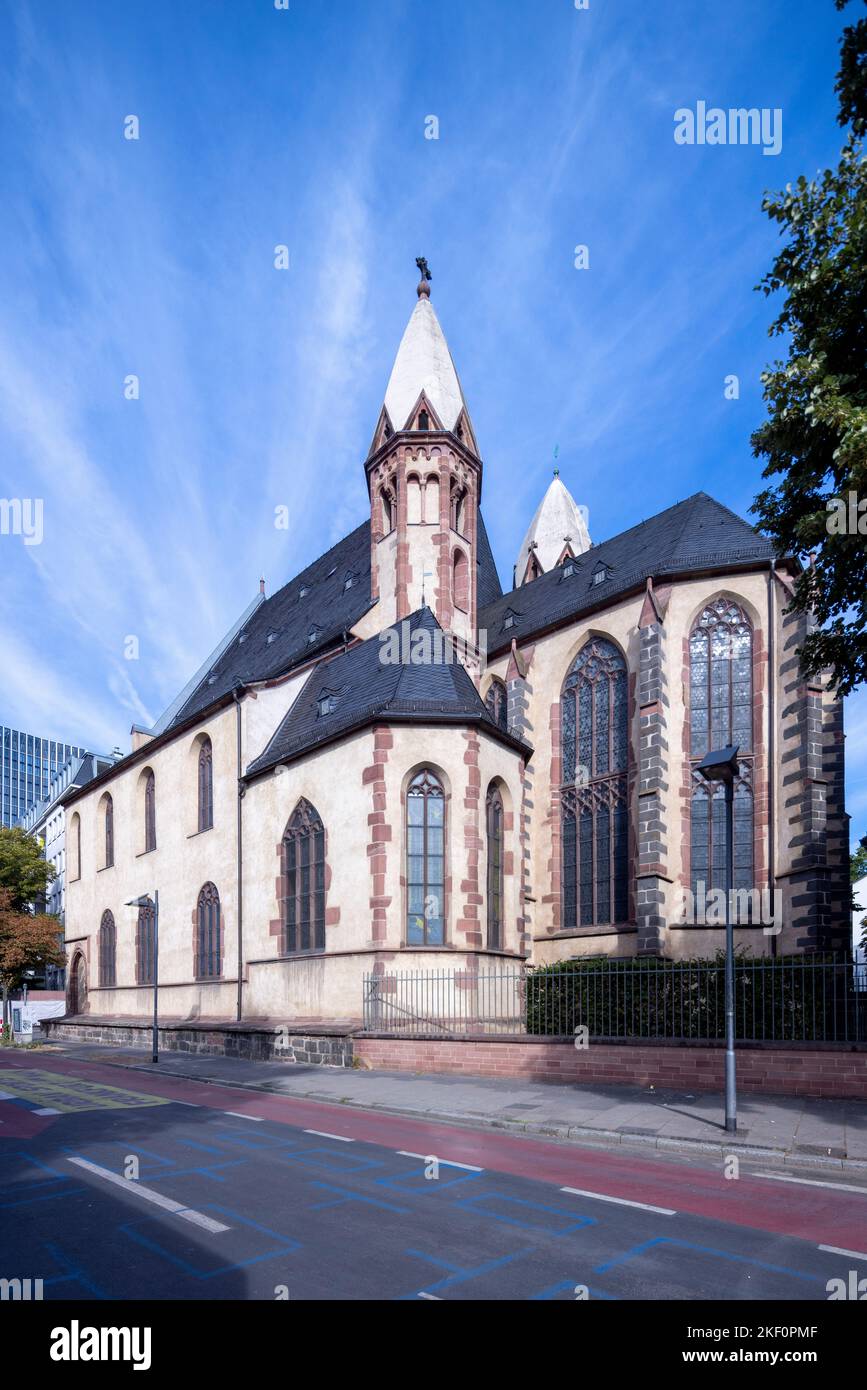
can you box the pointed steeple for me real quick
[365,266,484,655]
[378,273,474,439]
[516,475,591,584]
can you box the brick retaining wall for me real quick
[355,1036,867,1099]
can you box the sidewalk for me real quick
[37,1038,867,1172]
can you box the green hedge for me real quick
[524,953,859,1042]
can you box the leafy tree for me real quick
[0,826,56,910]
[0,889,64,1032]
[751,0,867,695]
[851,836,867,883]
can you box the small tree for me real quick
[0,889,64,1033]
[0,826,56,910]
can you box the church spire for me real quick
[365,267,483,654]
[372,263,475,441]
[516,475,592,584]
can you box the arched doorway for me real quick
[68,952,87,1016]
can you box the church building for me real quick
[61,267,850,1026]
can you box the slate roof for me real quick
[169,521,374,729]
[479,492,776,655]
[476,510,503,609]
[168,509,502,731]
[246,607,529,778]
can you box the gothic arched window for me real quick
[453,549,469,611]
[281,800,326,953]
[198,737,213,832]
[144,770,156,852]
[406,770,445,945]
[689,597,754,900]
[104,795,114,869]
[486,784,504,950]
[485,678,508,732]
[196,882,222,979]
[99,909,116,988]
[136,899,156,986]
[561,638,629,928]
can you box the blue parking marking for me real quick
[403,1245,535,1296]
[307,1181,411,1215]
[41,1241,110,1299]
[120,1205,301,1279]
[595,1236,825,1285]
[454,1190,596,1236]
[530,1280,620,1300]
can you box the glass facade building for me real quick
[1,726,87,829]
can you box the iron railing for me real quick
[362,957,867,1043]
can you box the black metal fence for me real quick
[362,957,867,1043]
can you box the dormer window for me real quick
[267,630,279,644]
[317,693,337,717]
[503,609,519,631]
[593,565,608,586]
[307,626,319,645]
[343,573,353,591]
[299,584,310,598]
[418,409,430,431]
[563,561,575,578]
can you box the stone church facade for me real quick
[62,270,850,1024]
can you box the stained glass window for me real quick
[144,770,156,852]
[198,738,213,832]
[196,882,221,978]
[136,900,156,986]
[485,679,508,732]
[99,909,116,988]
[689,598,754,906]
[486,784,504,950]
[406,770,445,946]
[104,795,114,869]
[561,638,629,928]
[282,800,326,953]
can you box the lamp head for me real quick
[696,745,740,785]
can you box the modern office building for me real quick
[1,725,88,829]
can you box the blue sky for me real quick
[0,0,863,842]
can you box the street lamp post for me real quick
[126,891,159,1063]
[696,745,740,1134]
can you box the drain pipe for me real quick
[766,560,777,957]
[233,685,245,1020]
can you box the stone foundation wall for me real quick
[42,1018,354,1067]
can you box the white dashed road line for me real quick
[560,1186,676,1216]
[819,1244,867,1262]
[223,1111,264,1121]
[755,1172,867,1196]
[66,1156,231,1234]
[304,1129,354,1142]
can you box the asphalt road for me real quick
[1,1051,865,1301]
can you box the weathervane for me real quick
[415,256,432,282]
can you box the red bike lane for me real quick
[1,1049,864,1254]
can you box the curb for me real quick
[50,1046,867,1176]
